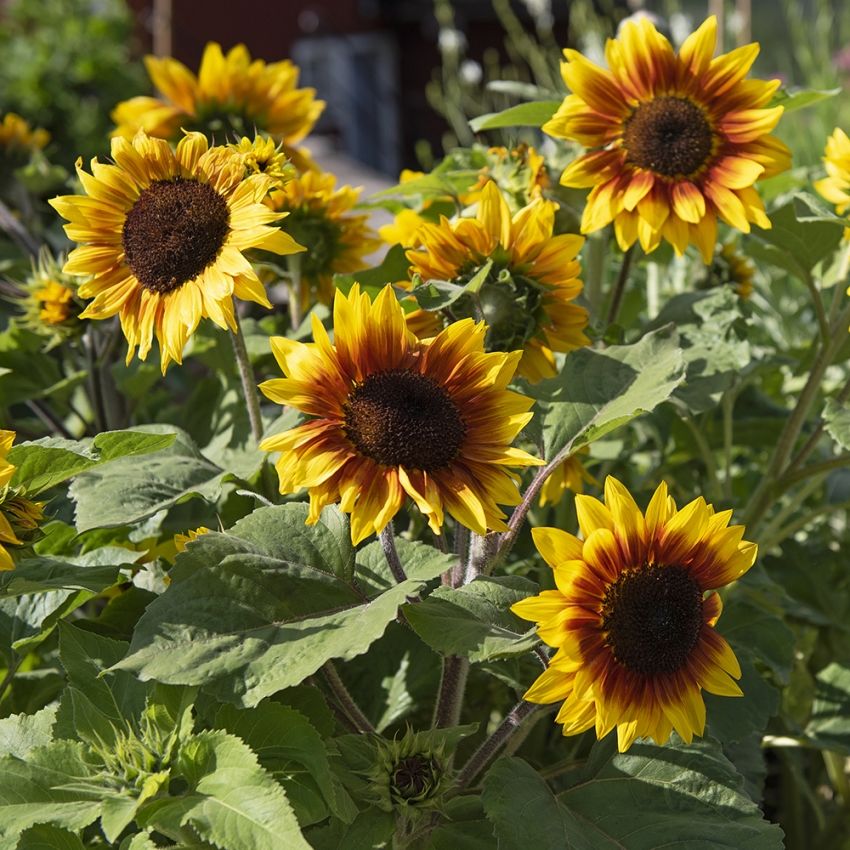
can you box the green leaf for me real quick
[0,546,132,598]
[823,398,850,451]
[15,826,86,850]
[0,741,101,839]
[403,576,537,662]
[752,201,844,277]
[0,706,57,758]
[704,654,780,744]
[113,569,425,706]
[557,738,783,848]
[805,662,850,753]
[469,100,561,132]
[214,702,356,825]
[172,504,354,584]
[535,326,685,458]
[333,244,412,296]
[69,427,228,532]
[174,730,310,850]
[7,431,176,495]
[354,537,455,593]
[53,624,147,748]
[482,757,572,849]
[649,289,751,413]
[771,86,840,112]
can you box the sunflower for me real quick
[268,169,380,309]
[544,15,790,262]
[0,112,49,155]
[174,526,211,553]
[230,134,293,188]
[50,131,304,372]
[815,128,850,224]
[406,181,588,382]
[706,242,754,300]
[18,249,85,347]
[259,284,542,544]
[112,42,324,145]
[538,448,598,507]
[0,430,45,571]
[512,477,756,752]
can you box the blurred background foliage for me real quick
[0,0,145,167]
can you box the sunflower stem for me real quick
[287,254,303,330]
[466,531,499,582]
[803,270,830,344]
[0,198,39,257]
[450,523,470,587]
[605,245,635,327]
[83,327,107,433]
[379,521,408,583]
[432,655,469,729]
[26,399,74,439]
[322,661,375,734]
[455,700,538,788]
[229,313,264,443]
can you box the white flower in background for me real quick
[459,59,483,85]
[438,28,466,54]
[521,0,553,29]
[669,12,693,47]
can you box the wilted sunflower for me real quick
[407,181,588,382]
[268,169,380,308]
[815,127,850,220]
[704,242,754,300]
[0,430,45,571]
[545,15,789,261]
[513,477,756,752]
[50,131,304,372]
[259,284,542,544]
[112,42,324,145]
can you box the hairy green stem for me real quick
[433,655,470,729]
[605,245,635,326]
[466,531,499,582]
[229,313,264,443]
[455,700,538,788]
[26,399,73,439]
[322,661,375,734]
[379,521,408,583]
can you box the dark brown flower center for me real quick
[623,96,714,178]
[391,755,438,800]
[601,564,703,676]
[343,369,466,471]
[122,178,230,294]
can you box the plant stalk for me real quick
[229,313,264,443]
[605,245,635,326]
[379,521,408,583]
[322,661,375,734]
[432,655,470,729]
[455,700,538,788]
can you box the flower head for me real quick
[815,127,850,218]
[0,112,49,155]
[112,43,324,145]
[538,448,598,507]
[173,526,211,553]
[259,284,542,544]
[513,477,757,751]
[230,134,293,188]
[50,131,304,372]
[268,169,380,308]
[407,181,588,382]
[18,249,85,346]
[545,15,790,261]
[0,431,45,571]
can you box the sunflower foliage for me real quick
[1,11,850,850]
